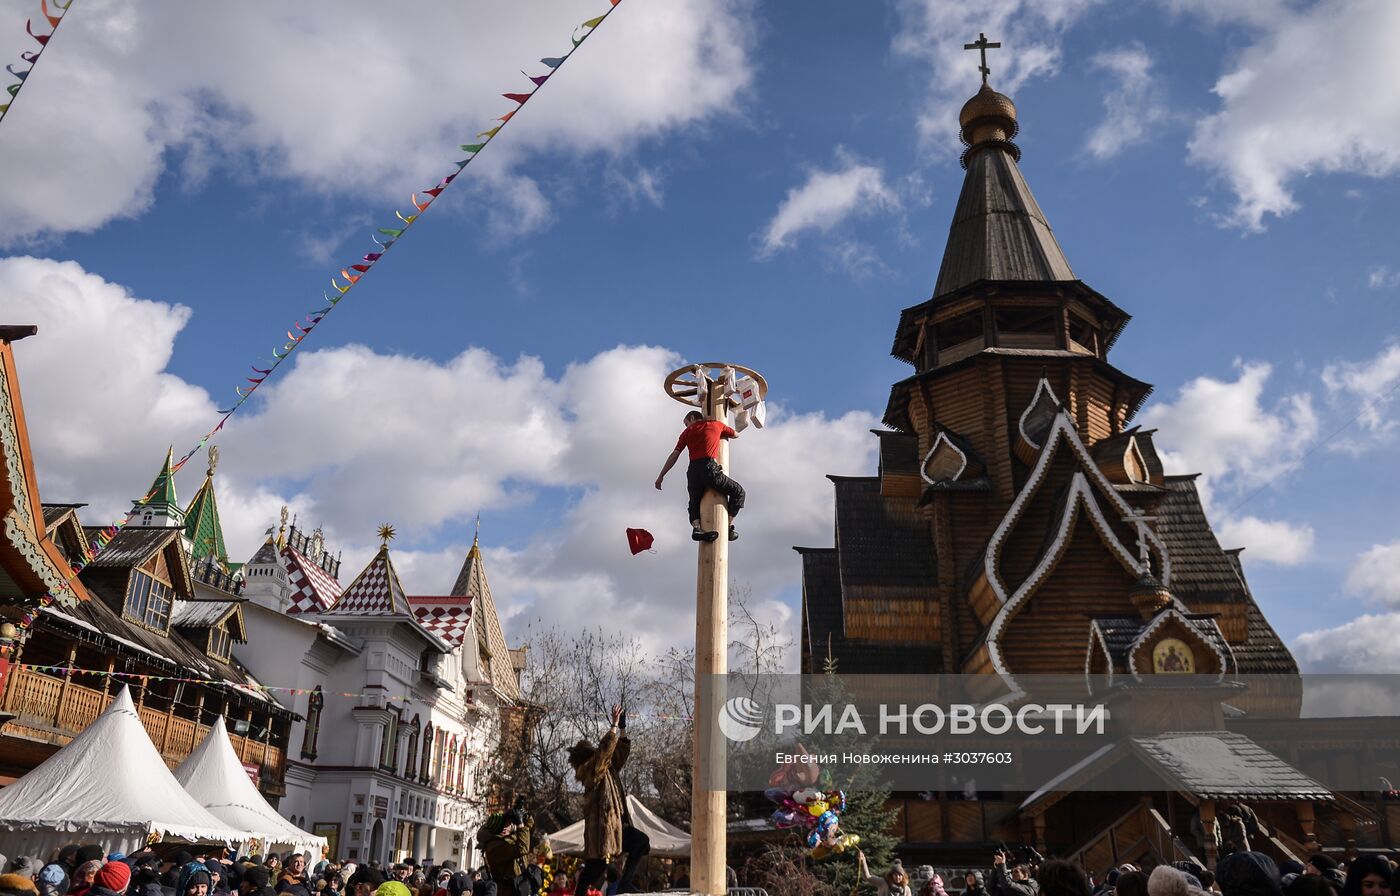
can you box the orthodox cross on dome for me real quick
[1122,509,1157,568]
[378,523,397,546]
[963,32,1002,86]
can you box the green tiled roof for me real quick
[132,446,182,523]
[184,471,228,568]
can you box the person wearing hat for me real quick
[477,802,534,896]
[857,852,911,896]
[40,847,83,896]
[565,706,624,894]
[178,863,213,896]
[127,861,162,896]
[6,859,38,883]
[90,863,131,896]
[239,867,274,896]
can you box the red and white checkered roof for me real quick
[281,545,343,615]
[408,595,474,647]
[326,547,409,616]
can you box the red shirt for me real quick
[675,420,736,460]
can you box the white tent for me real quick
[0,686,254,857]
[546,796,690,857]
[175,717,327,855]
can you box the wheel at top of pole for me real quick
[663,362,768,408]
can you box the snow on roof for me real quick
[172,599,238,628]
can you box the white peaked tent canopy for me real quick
[546,795,690,857]
[0,686,254,857]
[175,717,327,854]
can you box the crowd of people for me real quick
[854,849,1396,896]
[0,704,653,896]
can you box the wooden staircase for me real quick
[1069,801,1201,878]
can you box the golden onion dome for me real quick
[958,83,1019,147]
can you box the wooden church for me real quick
[797,45,1400,871]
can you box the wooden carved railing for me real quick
[1069,802,1201,877]
[0,668,286,781]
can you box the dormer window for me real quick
[126,569,172,631]
[208,624,232,661]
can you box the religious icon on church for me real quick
[1153,638,1194,673]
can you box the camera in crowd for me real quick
[996,842,1044,866]
[504,796,530,828]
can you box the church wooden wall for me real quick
[1000,512,1141,675]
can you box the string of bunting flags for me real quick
[0,0,74,124]
[7,0,622,642]
[178,0,622,478]
[13,663,418,703]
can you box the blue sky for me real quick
[2,0,1398,669]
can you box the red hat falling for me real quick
[94,862,132,894]
[625,528,654,555]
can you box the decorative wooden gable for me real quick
[1090,427,1166,487]
[920,426,986,484]
[0,338,87,606]
[970,412,1175,689]
[171,598,246,661]
[1014,376,1061,465]
[1126,609,1231,680]
[137,535,196,601]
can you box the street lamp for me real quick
[663,362,767,896]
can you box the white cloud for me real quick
[758,150,900,256]
[1321,341,1400,445]
[891,0,1100,148]
[1143,360,1317,499]
[1292,538,1400,671]
[1214,515,1314,566]
[1184,0,1400,230]
[1142,360,1318,566]
[1368,265,1400,289]
[604,166,666,211]
[1292,612,1400,673]
[1344,541,1400,608]
[0,0,755,243]
[1085,42,1169,160]
[4,256,876,657]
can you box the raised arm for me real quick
[655,446,682,489]
[857,852,887,896]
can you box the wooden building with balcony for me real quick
[1,504,297,793]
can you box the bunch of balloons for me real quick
[764,747,860,859]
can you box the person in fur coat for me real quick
[566,706,623,894]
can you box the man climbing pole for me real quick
[654,409,745,542]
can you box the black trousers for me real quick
[615,825,651,895]
[576,859,607,893]
[686,458,744,525]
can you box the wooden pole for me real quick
[691,375,728,896]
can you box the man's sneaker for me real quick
[728,525,738,541]
[692,527,720,543]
